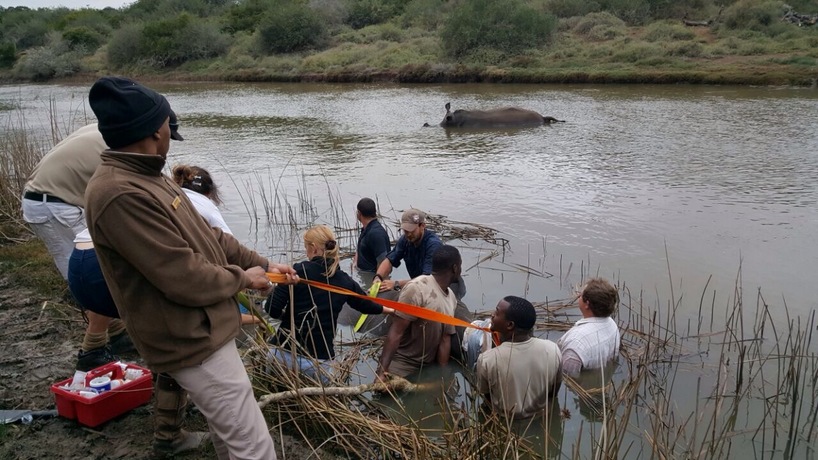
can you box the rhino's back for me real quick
[453,107,544,127]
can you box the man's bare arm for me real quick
[376,315,410,381]
[437,333,453,366]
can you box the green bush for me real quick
[12,33,82,80]
[54,8,116,36]
[62,26,104,52]
[106,22,142,68]
[309,0,348,28]
[0,40,15,68]
[345,0,405,29]
[401,0,448,30]
[574,12,626,36]
[722,0,786,31]
[545,0,601,18]
[222,0,273,33]
[599,0,651,25]
[2,16,49,50]
[643,21,696,42]
[611,41,661,62]
[667,41,703,57]
[440,0,557,59]
[339,23,403,44]
[256,2,326,53]
[586,23,626,41]
[107,14,230,68]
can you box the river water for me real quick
[5,81,816,318]
[2,82,817,457]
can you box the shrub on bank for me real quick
[722,0,786,33]
[0,40,15,68]
[599,0,651,25]
[257,2,326,54]
[643,21,696,42]
[12,33,83,80]
[573,12,627,41]
[62,26,104,52]
[440,0,557,59]
[400,0,450,31]
[611,41,662,62]
[106,22,141,68]
[545,0,602,18]
[345,0,405,29]
[107,14,229,68]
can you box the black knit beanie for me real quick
[89,76,171,149]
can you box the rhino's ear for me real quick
[445,102,451,111]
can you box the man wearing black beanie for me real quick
[84,76,297,460]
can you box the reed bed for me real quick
[238,273,817,459]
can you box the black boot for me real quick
[76,346,118,372]
[108,331,136,355]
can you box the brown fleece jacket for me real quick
[85,150,267,372]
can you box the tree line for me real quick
[0,0,815,81]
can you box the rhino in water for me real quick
[433,102,564,128]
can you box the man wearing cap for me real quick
[84,76,296,460]
[373,208,442,293]
[477,296,562,419]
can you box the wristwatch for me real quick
[393,280,401,291]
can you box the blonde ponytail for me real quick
[304,225,339,278]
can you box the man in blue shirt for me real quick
[354,198,391,287]
[374,208,442,293]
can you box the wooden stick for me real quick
[257,376,419,409]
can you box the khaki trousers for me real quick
[169,340,277,460]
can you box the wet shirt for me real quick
[266,257,382,360]
[477,338,562,419]
[390,275,456,377]
[356,219,391,273]
[557,316,620,373]
[386,230,442,279]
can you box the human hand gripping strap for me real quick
[353,280,381,333]
[265,273,498,345]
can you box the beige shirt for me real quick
[390,275,457,377]
[25,124,107,207]
[477,337,562,419]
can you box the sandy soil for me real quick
[0,275,340,460]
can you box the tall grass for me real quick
[0,113,48,241]
[243,252,817,458]
[0,100,83,241]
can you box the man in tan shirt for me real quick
[376,245,461,379]
[477,296,562,419]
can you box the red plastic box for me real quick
[50,362,153,427]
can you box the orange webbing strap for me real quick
[266,273,494,337]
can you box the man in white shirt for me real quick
[558,278,621,377]
[476,296,562,419]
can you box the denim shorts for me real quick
[68,247,119,318]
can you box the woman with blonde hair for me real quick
[266,225,393,382]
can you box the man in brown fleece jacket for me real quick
[84,76,297,460]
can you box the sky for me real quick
[0,0,133,8]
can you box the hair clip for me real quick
[325,240,337,250]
